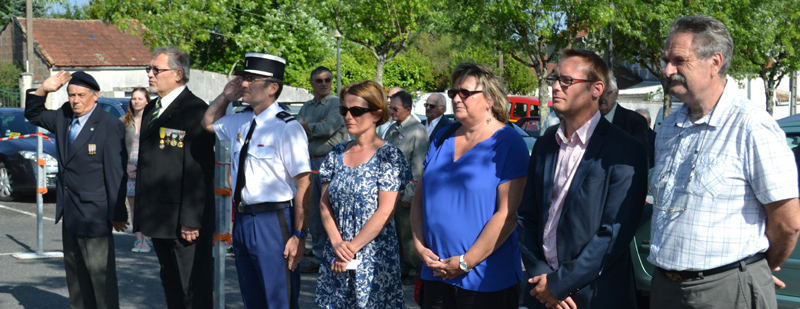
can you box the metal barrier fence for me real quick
[0,88,20,108]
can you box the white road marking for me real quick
[0,204,134,236]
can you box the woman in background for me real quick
[315,80,409,308]
[122,87,151,253]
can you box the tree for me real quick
[315,0,440,85]
[725,0,800,115]
[0,61,22,90]
[450,0,613,126]
[90,0,333,88]
[609,0,689,117]
[1,0,61,22]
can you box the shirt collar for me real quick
[428,115,443,126]
[555,110,602,146]
[396,115,418,129]
[314,93,336,105]
[159,85,186,109]
[73,104,98,124]
[675,80,734,128]
[253,101,282,126]
[603,102,617,123]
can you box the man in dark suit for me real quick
[134,47,216,308]
[518,49,648,309]
[25,70,128,309]
[421,93,452,139]
[600,76,649,159]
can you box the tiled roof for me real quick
[15,18,151,67]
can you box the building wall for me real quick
[0,20,58,84]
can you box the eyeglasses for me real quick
[314,78,332,84]
[423,103,440,109]
[339,106,378,117]
[447,89,482,100]
[146,67,176,75]
[546,75,596,87]
[240,75,272,83]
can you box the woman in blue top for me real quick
[410,63,530,308]
[315,80,410,309]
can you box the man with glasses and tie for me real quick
[649,15,800,309]
[517,49,647,309]
[202,52,311,308]
[135,47,216,308]
[297,66,348,274]
[25,71,128,309]
[421,93,452,139]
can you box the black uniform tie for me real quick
[233,118,257,207]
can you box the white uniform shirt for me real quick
[214,103,311,204]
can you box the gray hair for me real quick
[668,14,733,77]
[429,93,446,108]
[153,47,191,83]
[607,73,618,92]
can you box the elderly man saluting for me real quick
[649,14,800,309]
[25,71,128,309]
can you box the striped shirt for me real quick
[648,81,798,271]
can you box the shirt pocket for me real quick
[686,155,725,197]
[249,146,275,162]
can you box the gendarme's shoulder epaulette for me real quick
[276,111,296,123]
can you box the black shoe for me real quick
[300,262,320,273]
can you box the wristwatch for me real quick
[293,230,308,239]
[459,255,471,272]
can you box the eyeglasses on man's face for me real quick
[240,75,272,84]
[339,106,378,117]
[546,75,596,87]
[447,89,483,100]
[146,67,176,75]
[423,103,441,109]
[314,77,332,84]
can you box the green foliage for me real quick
[1,0,62,22]
[450,46,537,95]
[0,61,22,90]
[47,3,91,19]
[90,0,333,89]
[315,0,442,85]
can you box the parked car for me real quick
[516,116,542,137]
[508,96,552,123]
[0,108,58,201]
[97,97,130,118]
[630,115,800,308]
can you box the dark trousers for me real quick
[233,207,299,309]
[650,258,776,309]
[421,279,519,309]
[62,224,119,309]
[152,234,213,309]
[395,202,422,276]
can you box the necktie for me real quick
[68,118,79,151]
[233,119,257,207]
[148,98,162,129]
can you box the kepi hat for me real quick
[235,52,286,80]
[68,71,100,92]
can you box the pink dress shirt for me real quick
[543,111,602,269]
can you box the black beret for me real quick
[68,71,100,92]
[235,52,286,80]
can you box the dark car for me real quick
[516,116,542,137]
[97,97,130,119]
[0,108,58,201]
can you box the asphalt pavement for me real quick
[0,193,420,308]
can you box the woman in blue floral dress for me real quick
[315,80,409,309]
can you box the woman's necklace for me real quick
[345,140,378,154]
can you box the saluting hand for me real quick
[38,70,72,94]
[222,77,245,102]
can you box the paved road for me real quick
[0,194,420,308]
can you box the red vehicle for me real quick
[508,96,552,123]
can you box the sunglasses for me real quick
[145,67,176,75]
[447,89,483,100]
[339,106,378,117]
[423,103,440,109]
[240,75,272,83]
[546,75,596,87]
[314,78,332,84]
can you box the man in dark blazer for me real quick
[600,76,649,159]
[134,48,216,309]
[518,50,647,309]
[25,70,128,309]
[421,93,452,139]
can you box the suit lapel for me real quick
[66,109,102,162]
[540,133,558,233]
[564,119,610,205]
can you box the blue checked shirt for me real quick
[648,81,798,271]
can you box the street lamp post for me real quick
[333,30,342,94]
